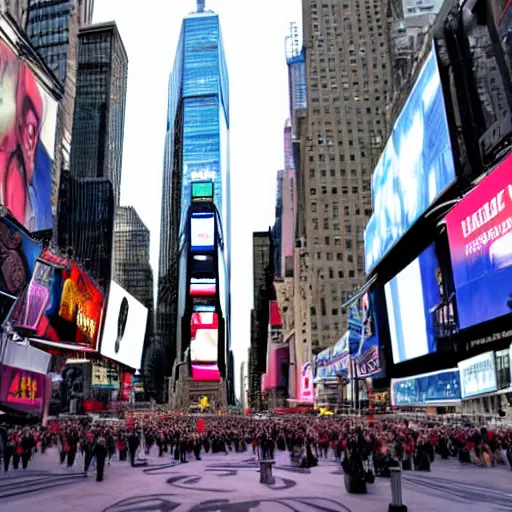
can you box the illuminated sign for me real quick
[191,214,215,251]
[92,364,120,389]
[191,170,216,181]
[190,278,216,296]
[193,304,216,312]
[0,366,45,413]
[192,181,214,201]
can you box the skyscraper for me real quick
[57,171,114,292]
[25,0,95,212]
[299,0,392,354]
[70,21,128,205]
[157,1,231,407]
[113,206,154,319]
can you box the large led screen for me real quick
[364,43,456,273]
[0,216,41,297]
[0,365,45,414]
[446,153,512,329]
[190,213,215,252]
[10,255,103,349]
[0,38,58,232]
[100,281,148,370]
[385,244,443,364]
[391,368,461,407]
[190,277,216,296]
[458,351,498,399]
[191,363,220,382]
[356,292,382,378]
[190,311,218,363]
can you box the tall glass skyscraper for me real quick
[157,1,231,406]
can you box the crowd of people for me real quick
[1,412,511,482]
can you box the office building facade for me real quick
[157,1,231,406]
[57,171,114,292]
[70,21,128,205]
[299,0,392,354]
[113,206,154,327]
[25,0,95,213]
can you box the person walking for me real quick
[93,436,108,482]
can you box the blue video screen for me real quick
[364,43,456,273]
[385,244,443,364]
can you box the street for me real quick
[0,446,511,511]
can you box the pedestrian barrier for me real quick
[258,459,275,484]
[388,467,407,512]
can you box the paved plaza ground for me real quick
[0,446,511,512]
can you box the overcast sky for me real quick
[93,0,302,393]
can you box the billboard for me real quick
[0,37,58,232]
[355,291,382,378]
[458,351,498,399]
[446,153,512,329]
[298,362,314,403]
[191,363,220,382]
[190,311,218,363]
[391,368,461,406]
[385,243,443,364]
[190,277,216,296]
[364,44,456,273]
[91,364,120,389]
[11,255,103,349]
[100,281,148,370]
[190,213,215,251]
[0,365,45,414]
[0,216,41,297]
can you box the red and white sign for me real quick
[190,215,215,251]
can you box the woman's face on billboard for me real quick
[0,41,19,150]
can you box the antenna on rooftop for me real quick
[197,0,206,12]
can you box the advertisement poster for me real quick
[391,368,461,406]
[190,311,218,363]
[91,364,120,389]
[446,153,512,329]
[190,214,215,252]
[364,43,456,273]
[299,362,314,403]
[100,281,148,370]
[11,255,103,348]
[385,243,443,364]
[190,277,216,296]
[355,291,382,378]
[0,37,58,232]
[458,351,498,399]
[191,363,220,382]
[0,365,45,413]
[0,216,42,297]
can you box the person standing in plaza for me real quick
[93,436,107,482]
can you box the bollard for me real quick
[258,459,275,485]
[388,467,407,512]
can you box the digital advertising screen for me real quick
[0,216,42,297]
[191,363,220,382]
[190,277,216,296]
[446,153,512,329]
[356,292,382,378]
[0,365,45,414]
[11,255,103,349]
[385,244,443,364]
[91,364,120,389]
[190,213,215,252]
[190,311,218,363]
[391,368,461,406]
[100,281,148,370]
[192,181,213,200]
[458,351,498,399]
[0,36,58,232]
[364,43,456,273]
[299,362,314,403]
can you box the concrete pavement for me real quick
[0,446,510,511]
